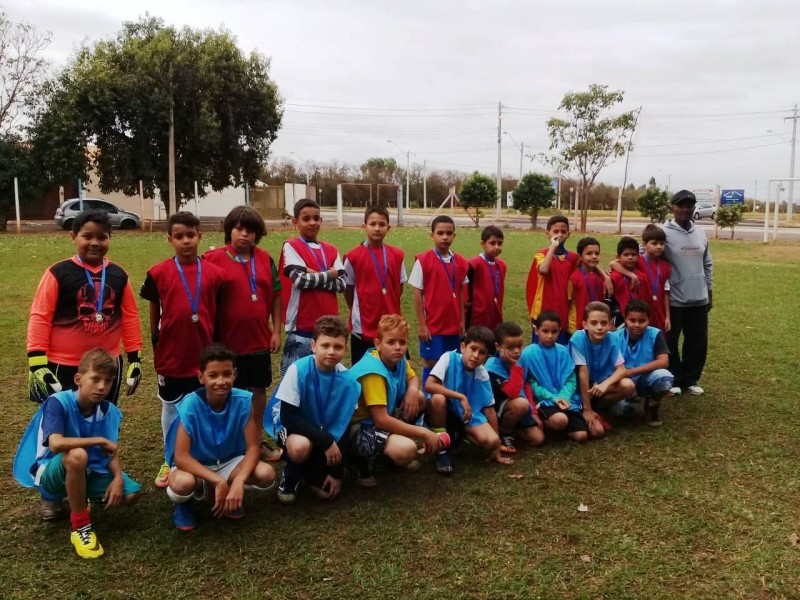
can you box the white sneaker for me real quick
[669,386,682,396]
[686,385,705,395]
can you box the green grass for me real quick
[1,226,799,599]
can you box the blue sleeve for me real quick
[40,397,66,446]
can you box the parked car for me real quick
[693,202,716,221]
[54,198,142,231]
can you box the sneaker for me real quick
[225,507,245,519]
[356,475,378,488]
[435,451,453,476]
[644,397,662,427]
[70,524,104,558]
[39,499,67,521]
[276,470,300,505]
[499,434,517,454]
[172,500,196,531]
[686,385,705,395]
[260,441,283,462]
[668,386,682,396]
[154,462,171,489]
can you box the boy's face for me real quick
[294,207,322,241]
[643,239,665,258]
[364,213,390,246]
[374,326,408,366]
[230,224,257,254]
[546,222,570,245]
[535,320,561,347]
[168,224,201,262]
[624,310,649,339]
[480,235,503,260]
[74,368,114,405]
[496,335,523,363]
[583,310,611,343]
[198,359,236,404]
[460,340,490,371]
[580,244,601,269]
[312,334,347,370]
[71,221,110,266]
[430,223,456,253]
[618,248,640,270]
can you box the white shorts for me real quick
[194,455,245,499]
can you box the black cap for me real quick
[671,189,696,205]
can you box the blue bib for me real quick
[613,326,660,369]
[569,330,622,385]
[520,343,581,410]
[348,350,408,425]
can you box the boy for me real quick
[267,316,360,504]
[525,215,579,345]
[165,344,276,531]
[520,311,589,442]
[484,322,544,453]
[567,237,612,335]
[467,225,507,331]
[14,348,141,558]
[347,315,444,486]
[27,210,143,409]
[140,211,225,488]
[343,205,407,364]
[409,215,470,385]
[609,236,645,325]
[424,326,508,475]
[279,199,346,376]
[613,300,674,426]
[203,206,282,438]
[569,302,636,438]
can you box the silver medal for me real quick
[381,288,387,295]
[95,313,104,323]
[251,293,258,302]
[191,313,199,323]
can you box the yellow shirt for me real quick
[351,350,416,423]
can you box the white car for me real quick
[693,202,716,221]
[54,198,142,231]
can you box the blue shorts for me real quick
[632,369,674,396]
[420,334,461,361]
[37,453,141,501]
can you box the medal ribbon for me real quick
[643,255,661,300]
[174,257,201,317]
[580,267,598,302]
[76,256,107,317]
[300,238,328,272]
[480,253,500,300]
[230,246,257,299]
[434,248,457,297]
[367,242,389,292]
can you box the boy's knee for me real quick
[527,427,545,447]
[286,434,312,461]
[620,378,636,397]
[167,469,196,495]
[429,394,446,409]
[509,397,528,415]
[547,413,568,430]
[568,431,588,443]
[253,462,277,487]
[123,491,141,506]
[63,448,88,470]
[387,436,418,465]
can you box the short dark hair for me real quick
[535,310,561,328]
[616,236,640,256]
[364,205,390,223]
[199,343,236,372]
[625,299,651,317]
[167,211,200,235]
[463,325,495,352]
[577,236,600,255]
[78,348,118,379]
[223,206,267,245]
[72,209,111,235]
[481,225,504,242]
[546,215,569,231]
[642,224,666,243]
[431,215,455,232]
[494,321,523,344]
[313,315,349,341]
[584,301,610,319]
[293,198,320,219]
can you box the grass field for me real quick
[1,226,799,599]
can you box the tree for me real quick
[0,134,47,230]
[716,203,745,239]
[648,176,656,187]
[636,186,670,223]
[544,84,637,231]
[512,172,555,228]
[30,16,282,214]
[459,171,497,226]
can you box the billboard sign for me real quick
[720,189,745,205]
[693,188,715,203]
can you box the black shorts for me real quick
[350,334,374,366]
[538,405,588,433]
[51,357,123,406]
[157,374,200,405]
[234,352,272,390]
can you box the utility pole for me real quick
[785,103,798,220]
[616,107,641,234]
[495,101,502,220]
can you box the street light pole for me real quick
[785,103,798,220]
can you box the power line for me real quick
[636,141,788,158]
[637,132,788,148]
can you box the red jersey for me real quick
[610,269,645,316]
[468,254,506,331]
[28,257,142,365]
[415,249,469,336]
[279,238,341,333]
[203,246,281,354]
[344,242,405,339]
[567,267,606,334]
[637,255,671,330]
[140,257,224,378]
[525,247,579,328]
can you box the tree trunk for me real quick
[531,209,538,229]
[580,187,589,232]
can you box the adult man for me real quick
[661,190,713,395]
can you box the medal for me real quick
[95,313,104,323]
[653,295,658,301]
[251,293,258,302]
[192,314,199,322]
[434,248,458,300]
[76,256,107,325]
[231,246,260,304]
[381,288,387,295]
[452,292,456,299]
[480,253,501,305]
[367,242,390,299]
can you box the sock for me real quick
[70,508,91,531]
[281,455,302,491]
[161,399,179,444]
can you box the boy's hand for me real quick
[270,330,282,354]
[583,408,599,427]
[402,387,422,421]
[629,273,640,291]
[590,382,609,397]
[663,317,671,332]
[458,394,472,424]
[423,430,443,454]
[224,480,245,514]
[324,441,342,466]
[326,268,339,279]
[100,439,118,457]
[320,475,341,500]
[103,475,124,508]
[212,479,230,517]
[604,277,614,295]
[417,323,431,342]
[556,398,570,410]
[549,235,562,249]
[499,347,518,366]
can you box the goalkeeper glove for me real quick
[125,350,142,396]
[28,352,62,404]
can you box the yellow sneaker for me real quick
[154,462,171,488]
[70,524,104,559]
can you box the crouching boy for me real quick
[14,348,141,558]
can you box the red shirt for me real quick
[279,238,341,333]
[525,247,579,327]
[637,255,672,330]
[468,254,506,331]
[568,267,606,334]
[610,269,645,316]
[416,249,469,336]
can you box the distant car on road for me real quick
[54,198,142,231]
[693,202,716,221]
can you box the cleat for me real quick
[172,500,196,531]
[500,434,517,454]
[40,499,67,521]
[70,524,104,558]
[276,469,299,505]
[435,451,453,476]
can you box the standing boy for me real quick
[525,216,579,345]
[567,237,612,335]
[267,316,360,504]
[467,225,507,331]
[409,215,470,386]
[14,348,142,558]
[166,344,276,530]
[343,205,407,364]
[141,212,225,488]
[279,199,346,376]
[27,210,143,408]
[609,236,645,325]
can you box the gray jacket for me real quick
[661,220,713,307]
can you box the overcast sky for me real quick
[7,0,800,199]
